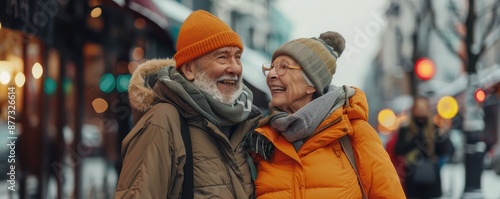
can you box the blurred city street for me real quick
[0,157,117,199]
[441,164,500,199]
[1,159,499,198]
[1,0,499,198]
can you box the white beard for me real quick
[193,69,243,104]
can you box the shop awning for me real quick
[114,0,169,31]
[152,0,192,24]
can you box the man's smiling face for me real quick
[192,46,244,103]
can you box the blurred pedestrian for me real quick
[483,84,499,153]
[395,96,453,199]
[247,31,405,198]
[386,130,407,191]
[115,10,261,198]
[483,84,500,174]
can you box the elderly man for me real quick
[115,10,261,198]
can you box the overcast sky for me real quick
[275,0,390,89]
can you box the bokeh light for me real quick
[474,88,486,103]
[414,57,435,81]
[128,61,139,74]
[437,96,459,119]
[378,108,396,128]
[44,77,57,95]
[132,47,144,60]
[99,73,115,93]
[63,78,73,95]
[92,98,108,113]
[90,7,102,18]
[15,73,25,87]
[0,71,11,85]
[116,74,131,93]
[32,62,43,79]
[135,18,146,29]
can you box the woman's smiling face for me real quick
[266,55,316,113]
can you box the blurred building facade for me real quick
[0,0,290,198]
[366,0,500,197]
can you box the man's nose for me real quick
[226,57,242,75]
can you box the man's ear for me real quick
[306,86,316,95]
[181,62,195,81]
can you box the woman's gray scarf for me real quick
[269,85,355,151]
[156,66,258,127]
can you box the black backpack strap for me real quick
[177,108,193,199]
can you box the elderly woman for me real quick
[247,31,405,198]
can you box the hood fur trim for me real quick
[128,58,176,113]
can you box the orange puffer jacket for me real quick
[253,88,405,199]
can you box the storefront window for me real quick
[0,28,24,120]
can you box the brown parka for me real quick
[115,59,261,198]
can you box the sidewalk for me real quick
[2,161,499,198]
[441,163,500,199]
[0,157,117,199]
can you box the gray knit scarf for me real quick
[156,66,258,127]
[269,85,355,150]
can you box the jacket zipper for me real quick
[333,149,345,169]
[190,117,255,197]
[218,149,238,199]
[192,122,246,194]
[209,128,247,198]
[313,115,346,170]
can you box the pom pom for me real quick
[319,31,346,56]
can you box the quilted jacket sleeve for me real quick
[115,104,183,198]
[350,119,406,199]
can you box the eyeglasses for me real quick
[262,62,302,76]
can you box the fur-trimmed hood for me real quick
[128,58,177,123]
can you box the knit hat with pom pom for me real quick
[272,31,346,96]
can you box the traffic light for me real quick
[474,88,486,103]
[414,57,435,81]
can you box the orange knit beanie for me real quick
[174,10,243,69]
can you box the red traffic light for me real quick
[414,57,436,81]
[474,88,486,103]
